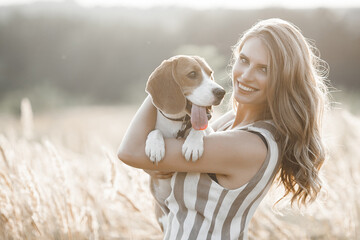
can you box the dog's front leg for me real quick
[182,129,206,162]
[146,129,165,164]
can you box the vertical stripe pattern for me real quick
[162,121,280,240]
[187,173,212,239]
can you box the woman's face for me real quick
[232,37,270,107]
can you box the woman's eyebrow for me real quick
[239,53,248,59]
[258,63,268,68]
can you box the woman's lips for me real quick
[236,79,258,92]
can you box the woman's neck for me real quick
[231,103,268,128]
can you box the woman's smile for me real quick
[236,79,258,93]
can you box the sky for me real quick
[0,0,360,9]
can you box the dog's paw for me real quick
[182,129,205,162]
[146,130,165,164]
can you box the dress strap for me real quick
[251,121,278,140]
[249,131,268,149]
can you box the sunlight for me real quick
[1,0,360,8]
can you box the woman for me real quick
[117,18,329,239]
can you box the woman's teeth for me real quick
[238,81,257,92]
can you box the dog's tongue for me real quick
[191,104,208,130]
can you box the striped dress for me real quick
[163,121,280,240]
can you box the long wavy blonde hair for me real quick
[232,18,330,206]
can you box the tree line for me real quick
[0,2,359,107]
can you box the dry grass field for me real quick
[0,98,359,239]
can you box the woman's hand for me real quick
[143,169,174,179]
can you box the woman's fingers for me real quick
[143,170,174,179]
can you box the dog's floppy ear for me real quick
[146,58,186,114]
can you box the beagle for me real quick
[145,55,225,231]
[145,55,226,163]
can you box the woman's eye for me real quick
[260,67,267,74]
[240,57,248,64]
[187,71,197,78]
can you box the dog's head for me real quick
[146,55,225,116]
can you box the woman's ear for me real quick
[145,58,186,114]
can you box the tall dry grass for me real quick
[0,98,359,239]
[0,99,162,239]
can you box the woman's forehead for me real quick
[240,37,269,65]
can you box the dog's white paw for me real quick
[182,129,205,162]
[146,129,165,164]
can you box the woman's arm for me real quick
[117,95,157,163]
[118,96,267,179]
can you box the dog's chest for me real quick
[155,111,186,138]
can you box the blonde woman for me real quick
[117,18,329,239]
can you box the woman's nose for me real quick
[242,67,253,81]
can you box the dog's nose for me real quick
[213,88,226,100]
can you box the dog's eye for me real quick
[187,71,197,79]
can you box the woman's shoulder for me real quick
[210,110,235,132]
[205,126,269,172]
[204,128,268,189]
[213,121,279,189]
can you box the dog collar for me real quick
[176,115,192,139]
[159,110,188,122]
[158,110,192,139]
